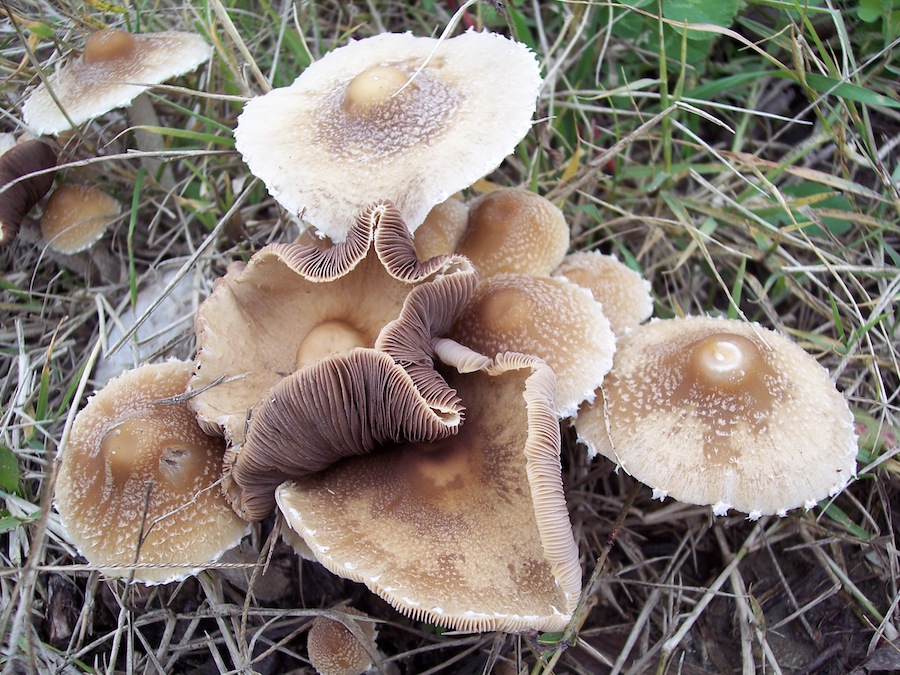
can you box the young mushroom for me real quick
[0,139,56,247]
[307,608,382,675]
[553,250,653,337]
[40,183,121,254]
[575,316,859,518]
[54,361,249,584]
[412,196,468,261]
[234,29,542,241]
[449,273,615,418]
[456,187,570,278]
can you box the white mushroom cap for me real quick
[575,316,859,517]
[24,29,212,135]
[234,29,542,242]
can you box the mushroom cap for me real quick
[24,29,212,135]
[277,352,581,633]
[553,250,653,337]
[456,188,570,277]
[54,361,249,584]
[191,201,474,444]
[41,183,121,253]
[0,139,56,247]
[307,609,377,675]
[413,196,468,261]
[450,273,615,417]
[234,29,542,242]
[575,316,858,518]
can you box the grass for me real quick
[1,0,899,672]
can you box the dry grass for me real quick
[1,0,898,673]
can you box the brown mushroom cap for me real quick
[413,196,468,261]
[0,139,56,247]
[575,316,858,518]
[277,351,581,633]
[553,251,653,337]
[307,609,378,675]
[234,30,541,242]
[456,188,570,277]
[24,29,212,135]
[450,273,615,417]
[54,361,249,584]
[40,183,121,253]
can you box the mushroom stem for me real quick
[127,92,176,191]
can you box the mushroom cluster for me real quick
[51,23,859,644]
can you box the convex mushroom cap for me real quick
[54,361,249,584]
[41,183,120,253]
[450,273,615,418]
[553,251,653,337]
[307,608,379,675]
[413,196,468,261]
[24,28,212,135]
[278,350,581,633]
[456,188,570,278]
[576,316,858,518]
[234,30,542,241]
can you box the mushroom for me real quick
[0,139,57,247]
[307,608,380,675]
[227,347,467,521]
[575,316,858,518]
[449,273,615,417]
[54,360,249,584]
[23,28,212,135]
[413,196,468,261]
[553,250,653,337]
[234,29,542,241]
[40,183,121,254]
[277,350,582,633]
[456,187,570,278]
[190,202,475,445]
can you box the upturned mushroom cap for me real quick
[234,30,542,242]
[450,273,615,417]
[54,361,249,584]
[575,316,858,518]
[553,251,653,337]
[228,347,467,521]
[456,188,570,277]
[277,351,581,633]
[41,183,121,253]
[307,609,378,675]
[24,29,212,135]
[0,139,56,247]
[190,203,475,445]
